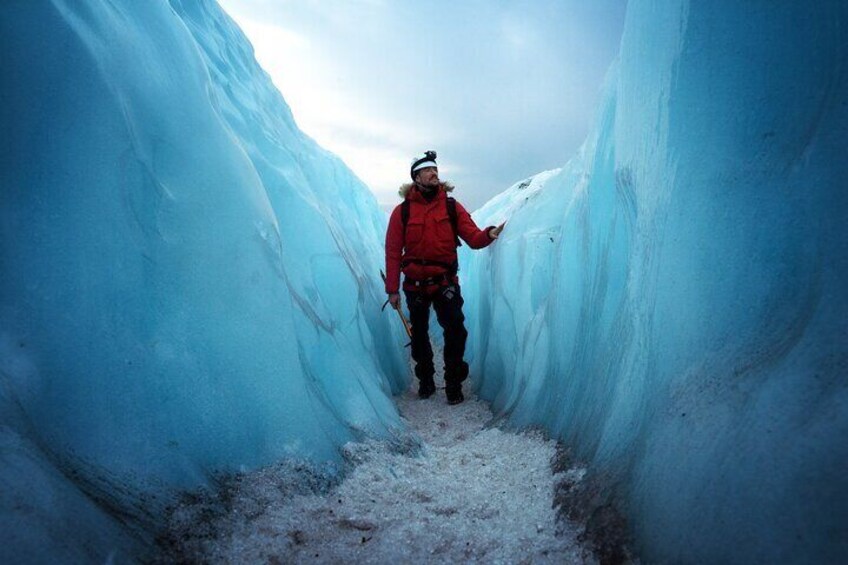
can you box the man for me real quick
[384,151,505,404]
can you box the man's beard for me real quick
[417,180,438,193]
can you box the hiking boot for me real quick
[445,383,464,405]
[418,377,436,399]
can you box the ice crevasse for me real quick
[462,1,847,563]
[1,0,847,563]
[1,0,410,560]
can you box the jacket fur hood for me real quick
[398,181,455,198]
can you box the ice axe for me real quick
[380,270,413,345]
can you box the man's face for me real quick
[415,166,440,188]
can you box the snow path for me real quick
[163,373,591,563]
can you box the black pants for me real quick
[404,284,469,386]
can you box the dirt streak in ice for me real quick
[162,377,590,563]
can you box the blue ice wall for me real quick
[463,1,848,562]
[1,0,407,560]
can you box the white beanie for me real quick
[410,150,438,179]
[412,160,437,173]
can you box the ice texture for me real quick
[1,0,407,561]
[3,0,847,562]
[462,1,847,562]
[163,368,587,563]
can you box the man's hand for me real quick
[489,221,506,240]
[388,293,400,309]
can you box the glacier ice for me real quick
[462,1,847,562]
[2,0,847,562]
[1,0,409,561]
[162,389,584,563]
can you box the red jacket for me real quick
[385,183,495,294]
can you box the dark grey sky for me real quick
[218,0,626,211]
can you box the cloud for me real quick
[218,0,626,212]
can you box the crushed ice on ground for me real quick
[161,367,593,563]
